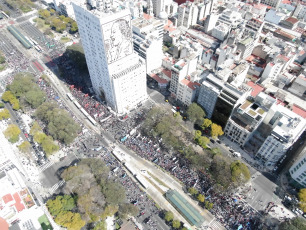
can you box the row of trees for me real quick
[142,106,250,190]
[164,211,186,229]
[4,0,34,13]
[201,118,224,138]
[38,9,78,33]
[298,188,306,213]
[2,91,20,110]
[188,188,213,210]
[47,159,138,229]
[30,121,59,156]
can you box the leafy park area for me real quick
[1,72,80,154]
[46,159,139,230]
[37,9,78,34]
[4,0,35,13]
[142,103,250,191]
[298,188,306,213]
[278,217,306,230]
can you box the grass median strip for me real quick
[144,176,165,194]
[148,171,170,189]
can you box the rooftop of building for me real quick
[165,190,205,227]
[150,73,169,84]
[292,104,306,118]
[181,78,200,90]
[240,37,253,46]
[285,17,299,24]
[247,81,265,97]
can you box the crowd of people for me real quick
[124,133,261,229]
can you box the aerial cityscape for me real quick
[0,0,305,229]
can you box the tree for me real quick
[186,103,205,124]
[3,124,21,143]
[194,130,201,140]
[118,203,139,219]
[33,131,47,144]
[0,54,5,64]
[11,98,20,110]
[38,9,50,18]
[1,91,15,102]
[0,103,4,108]
[188,187,198,196]
[164,211,174,222]
[0,108,10,120]
[30,121,42,135]
[201,118,212,130]
[298,188,306,213]
[46,195,76,216]
[7,73,36,97]
[41,135,59,156]
[25,90,46,108]
[230,160,251,185]
[204,201,213,210]
[93,221,107,230]
[54,211,85,230]
[210,123,224,138]
[70,21,78,32]
[172,220,181,229]
[196,136,210,148]
[279,217,306,230]
[197,194,205,203]
[102,180,126,205]
[18,141,31,153]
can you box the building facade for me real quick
[290,148,306,187]
[73,2,147,114]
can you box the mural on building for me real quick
[104,18,133,63]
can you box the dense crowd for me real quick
[124,133,261,229]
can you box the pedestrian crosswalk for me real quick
[37,160,54,173]
[209,219,225,230]
[49,180,65,194]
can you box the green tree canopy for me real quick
[101,180,126,205]
[211,123,224,138]
[35,102,81,144]
[38,9,50,18]
[0,108,10,120]
[3,124,20,143]
[230,160,251,184]
[298,188,306,213]
[164,211,174,222]
[172,220,181,229]
[30,121,42,135]
[197,194,205,203]
[188,187,198,196]
[46,195,76,216]
[186,103,206,124]
[279,217,306,230]
[204,201,213,210]
[18,141,31,153]
[54,211,85,230]
[25,90,46,108]
[201,118,212,130]
[118,203,139,219]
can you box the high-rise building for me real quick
[72,1,147,114]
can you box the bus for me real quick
[66,93,74,101]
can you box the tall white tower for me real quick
[72,1,148,114]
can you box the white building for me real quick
[204,14,219,33]
[264,9,286,24]
[256,105,306,167]
[224,93,274,147]
[177,1,199,28]
[176,78,200,106]
[72,1,147,114]
[217,9,243,28]
[290,148,306,187]
[52,0,84,19]
[211,23,230,41]
[261,61,284,82]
